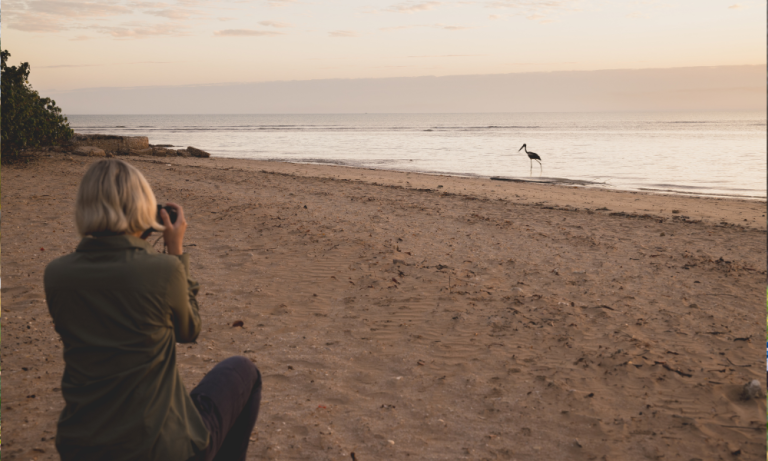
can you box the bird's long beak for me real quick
[518,145,525,152]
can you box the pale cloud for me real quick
[483,0,583,13]
[386,1,442,13]
[507,61,576,65]
[39,60,175,67]
[218,17,236,21]
[484,0,568,8]
[7,13,68,32]
[407,54,484,57]
[380,24,427,31]
[5,0,133,32]
[259,20,292,27]
[329,30,357,37]
[381,23,472,31]
[728,4,743,9]
[70,35,93,40]
[144,8,200,19]
[100,23,188,38]
[27,0,132,17]
[129,1,168,7]
[480,0,583,23]
[214,29,283,36]
[488,14,501,19]
[5,0,225,34]
[265,0,297,6]
[38,63,101,68]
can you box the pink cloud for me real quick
[214,29,284,36]
[259,20,292,28]
[329,30,357,37]
[387,1,442,13]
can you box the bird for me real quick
[518,144,542,173]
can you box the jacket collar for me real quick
[76,234,157,253]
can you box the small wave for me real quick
[648,183,761,192]
[650,183,712,190]
[285,158,352,167]
[639,188,765,199]
[472,125,541,129]
[426,125,541,130]
[492,176,607,186]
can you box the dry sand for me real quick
[2,154,766,460]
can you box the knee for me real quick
[228,355,261,387]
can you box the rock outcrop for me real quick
[129,148,154,156]
[71,134,149,154]
[187,147,211,158]
[68,134,212,159]
[72,146,106,157]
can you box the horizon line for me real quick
[64,109,768,116]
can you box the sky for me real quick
[2,0,766,112]
[49,66,766,114]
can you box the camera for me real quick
[155,205,178,227]
[140,205,178,239]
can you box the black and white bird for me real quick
[518,144,542,173]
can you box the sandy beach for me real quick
[2,154,766,460]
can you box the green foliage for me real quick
[1,49,74,163]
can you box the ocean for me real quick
[67,112,767,199]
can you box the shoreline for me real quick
[265,157,768,201]
[287,159,768,200]
[211,155,768,201]
[141,155,767,231]
[2,154,765,460]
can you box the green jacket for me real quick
[44,234,209,461]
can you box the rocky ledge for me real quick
[67,134,211,158]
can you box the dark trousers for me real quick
[187,356,262,461]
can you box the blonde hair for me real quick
[75,159,163,237]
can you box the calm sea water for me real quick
[68,112,767,199]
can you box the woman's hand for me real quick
[160,202,187,255]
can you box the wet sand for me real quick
[2,154,766,460]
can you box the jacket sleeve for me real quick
[166,253,202,343]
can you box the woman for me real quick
[44,159,261,461]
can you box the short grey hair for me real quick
[75,159,163,237]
